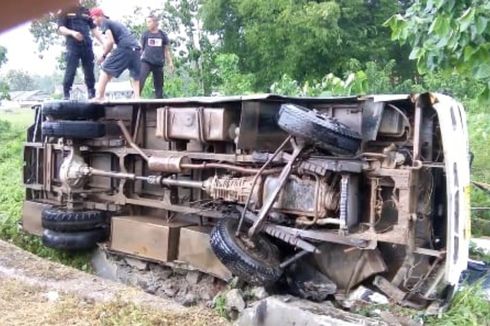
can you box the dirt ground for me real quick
[0,240,229,326]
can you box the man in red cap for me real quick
[89,8,141,101]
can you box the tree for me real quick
[29,0,98,52]
[5,70,36,91]
[0,46,9,100]
[0,46,7,68]
[384,0,490,101]
[201,0,413,90]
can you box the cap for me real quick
[89,8,108,18]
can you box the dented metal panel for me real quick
[177,226,233,281]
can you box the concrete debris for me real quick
[149,264,173,279]
[90,248,118,281]
[250,286,269,300]
[90,249,225,306]
[342,286,389,309]
[183,293,198,307]
[161,286,178,298]
[225,289,246,313]
[185,270,202,285]
[124,257,149,271]
[378,311,420,326]
[237,295,388,326]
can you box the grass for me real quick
[0,108,36,128]
[0,110,92,271]
[212,294,228,318]
[0,278,228,326]
[353,283,490,326]
[468,111,490,225]
[425,283,490,326]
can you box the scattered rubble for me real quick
[124,257,149,271]
[342,286,389,309]
[91,249,226,306]
[237,295,389,326]
[250,286,269,300]
[225,289,246,312]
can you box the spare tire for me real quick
[42,101,105,120]
[42,121,106,139]
[42,207,109,232]
[277,103,362,155]
[210,218,282,286]
[42,228,108,251]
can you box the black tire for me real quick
[42,207,108,232]
[210,218,282,286]
[277,103,362,155]
[42,121,106,139]
[42,228,108,251]
[42,101,105,120]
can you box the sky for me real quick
[0,0,163,76]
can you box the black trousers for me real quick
[140,61,164,99]
[63,45,95,99]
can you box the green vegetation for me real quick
[0,0,487,323]
[212,294,227,318]
[0,113,92,271]
[353,283,490,326]
[385,0,490,102]
[426,284,490,325]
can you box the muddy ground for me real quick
[0,240,228,326]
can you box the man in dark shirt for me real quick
[58,1,103,99]
[140,15,174,98]
[90,8,141,101]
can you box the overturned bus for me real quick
[21,93,470,307]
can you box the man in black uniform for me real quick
[139,15,174,98]
[58,1,103,99]
[90,8,141,101]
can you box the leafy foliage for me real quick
[202,0,413,89]
[0,46,9,100]
[384,0,490,102]
[0,45,7,68]
[211,54,254,95]
[4,69,36,91]
[29,0,98,52]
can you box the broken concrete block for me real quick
[237,295,388,326]
[250,286,269,300]
[183,293,198,306]
[343,286,389,309]
[185,270,202,285]
[225,289,246,312]
[90,248,118,282]
[125,257,149,271]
